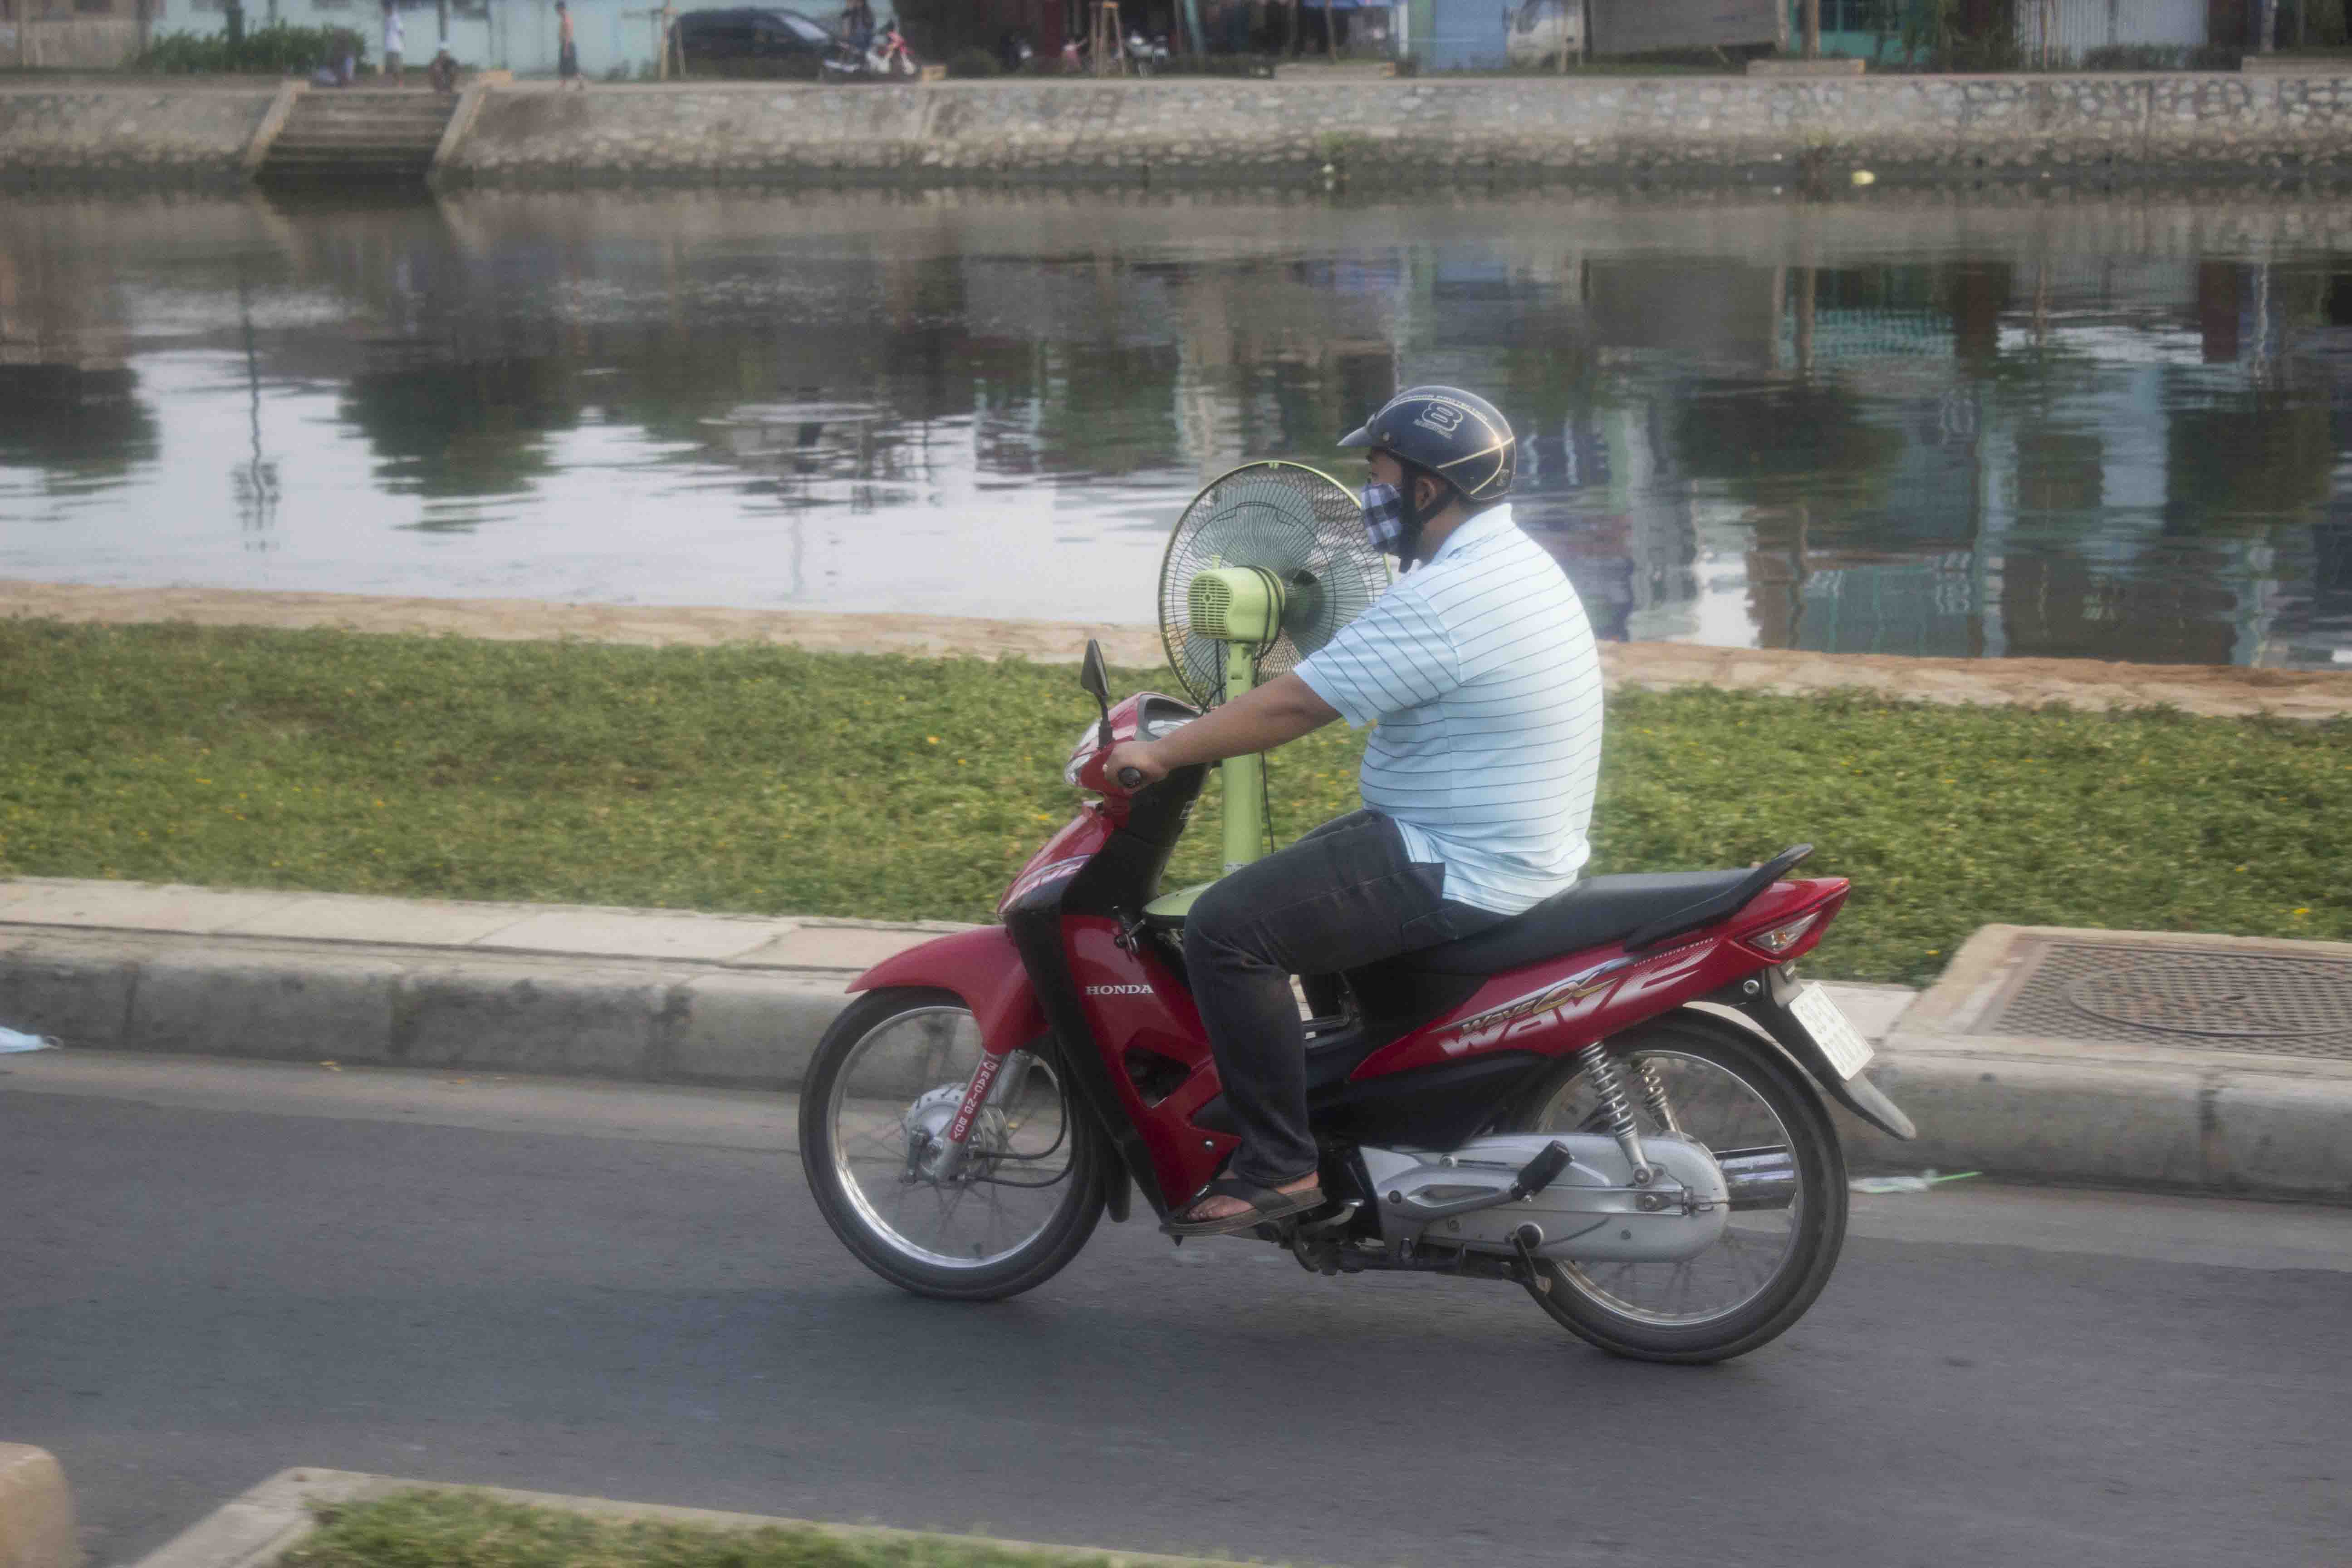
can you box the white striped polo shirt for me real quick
[1293,504,1603,915]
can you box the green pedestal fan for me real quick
[1143,460,1389,917]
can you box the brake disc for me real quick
[900,1083,1008,1183]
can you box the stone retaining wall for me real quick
[0,86,276,184]
[14,75,2352,186]
[443,73,2352,185]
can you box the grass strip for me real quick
[1,618,2346,986]
[288,1489,1195,1568]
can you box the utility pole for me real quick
[1801,0,1819,59]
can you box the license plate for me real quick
[1789,982,1874,1080]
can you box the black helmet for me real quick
[1338,385,1516,507]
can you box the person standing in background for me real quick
[557,0,584,88]
[382,0,405,83]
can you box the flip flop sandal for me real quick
[1161,1176,1327,1238]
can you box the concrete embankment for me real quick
[0,83,276,184]
[23,73,2352,188]
[7,578,2351,719]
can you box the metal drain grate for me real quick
[1979,942,2352,1060]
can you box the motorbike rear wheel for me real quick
[800,987,1111,1300]
[1505,1009,1847,1364]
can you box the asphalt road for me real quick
[5,1051,2347,1568]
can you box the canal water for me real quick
[4,186,2351,668]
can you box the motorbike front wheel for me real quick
[1505,1009,1848,1363]
[800,987,1111,1300]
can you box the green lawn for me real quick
[288,1490,1176,1568]
[2,618,2345,985]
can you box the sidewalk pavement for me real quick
[0,877,2342,1200]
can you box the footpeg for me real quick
[1286,1201,1362,1276]
[1509,1142,1572,1202]
[1293,1199,1362,1238]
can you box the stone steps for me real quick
[271,130,450,149]
[295,103,456,121]
[260,88,457,182]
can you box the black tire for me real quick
[1505,1009,1848,1364]
[799,987,1111,1301]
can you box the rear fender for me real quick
[850,926,1045,1059]
[1693,967,1917,1141]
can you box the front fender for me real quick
[850,926,1046,1059]
[856,925,1134,1225]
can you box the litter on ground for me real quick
[1851,1170,1980,1195]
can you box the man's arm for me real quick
[1105,672,1338,784]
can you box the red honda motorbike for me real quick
[802,646,1916,1363]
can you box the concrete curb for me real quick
[0,1445,78,1568]
[3,879,2345,1201]
[1833,924,2352,1202]
[0,879,975,1089]
[132,1469,1267,1568]
[0,927,853,1090]
[1835,1046,2352,1204]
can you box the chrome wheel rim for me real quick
[1522,1048,1806,1328]
[824,1006,1077,1271]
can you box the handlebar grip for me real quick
[1116,767,1146,790]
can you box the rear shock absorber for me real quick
[1577,1040,1654,1186]
[1635,1058,1684,1137]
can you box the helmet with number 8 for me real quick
[1338,385,1516,508]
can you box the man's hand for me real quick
[1105,740,1168,788]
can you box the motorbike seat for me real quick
[1399,845,1814,977]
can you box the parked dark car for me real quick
[674,7,837,77]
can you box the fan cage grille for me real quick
[1158,462,1387,710]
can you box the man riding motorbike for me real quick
[1106,387,1605,1235]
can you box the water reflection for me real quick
[3,187,2351,666]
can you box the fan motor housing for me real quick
[1188,567,1282,646]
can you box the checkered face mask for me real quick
[1360,483,1409,558]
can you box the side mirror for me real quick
[1079,639,1114,745]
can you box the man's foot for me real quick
[1161,1172,1324,1237]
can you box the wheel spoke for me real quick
[1520,1043,1821,1330]
[822,1005,1083,1274]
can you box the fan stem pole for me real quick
[1220,642,1265,874]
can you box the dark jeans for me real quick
[1182,810,1506,1191]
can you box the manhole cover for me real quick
[2065,960,2352,1038]
[1979,942,2352,1059]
